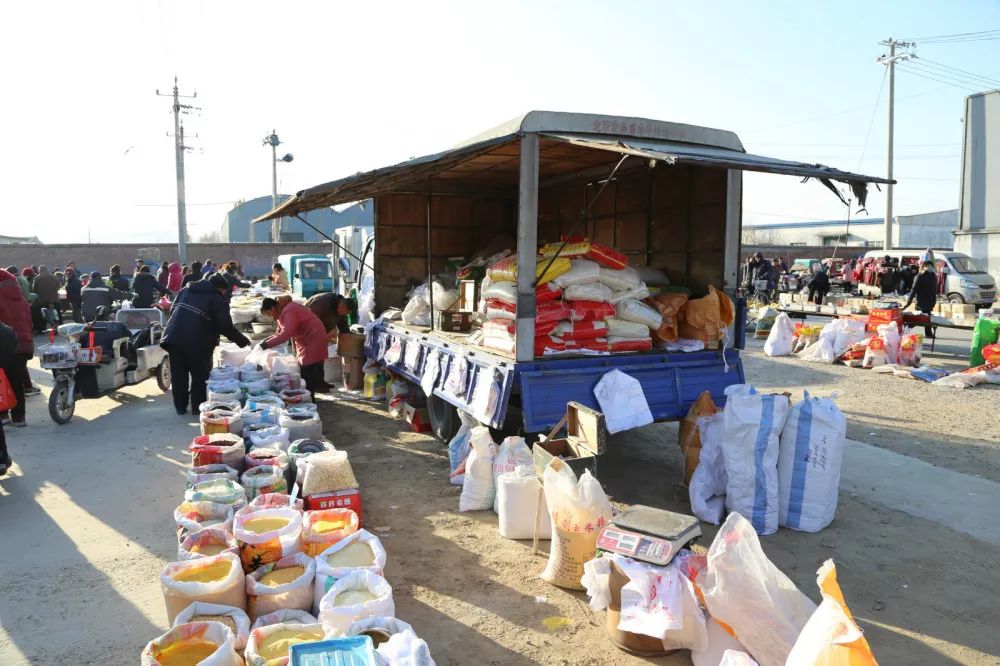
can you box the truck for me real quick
[277,253,334,298]
[258,111,887,441]
[328,225,373,297]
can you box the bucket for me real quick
[338,333,365,359]
[605,561,675,657]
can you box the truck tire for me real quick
[427,393,459,443]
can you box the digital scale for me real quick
[596,505,701,566]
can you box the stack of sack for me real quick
[688,384,848,536]
[147,421,435,665]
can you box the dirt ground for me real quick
[1,325,998,664]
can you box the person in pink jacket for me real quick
[259,297,329,395]
[167,262,183,293]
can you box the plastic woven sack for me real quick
[697,513,815,666]
[242,405,282,429]
[280,410,323,442]
[491,436,533,512]
[241,365,270,382]
[552,320,607,341]
[551,259,601,289]
[689,414,728,524]
[607,336,651,352]
[160,552,247,623]
[608,283,651,305]
[288,439,336,486]
[241,464,289,500]
[301,508,360,557]
[185,479,247,512]
[568,300,616,322]
[141,620,241,666]
[245,447,289,471]
[250,608,317,631]
[178,527,239,561]
[678,391,718,486]
[188,433,246,472]
[201,409,244,436]
[459,426,497,511]
[172,602,252,651]
[280,388,313,406]
[540,239,627,270]
[541,462,613,590]
[486,254,570,286]
[244,622,329,666]
[497,466,551,540]
[218,343,251,368]
[210,366,242,382]
[313,529,388,613]
[236,494,304,521]
[564,282,613,303]
[598,266,642,291]
[271,371,303,393]
[615,299,662,329]
[234,507,303,573]
[317,570,395,634]
[187,464,239,488]
[175,500,235,542]
[605,317,650,339]
[678,286,735,342]
[199,400,241,414]
[248,424,291,452]
[246,395,286,410]
[246,552,316,620]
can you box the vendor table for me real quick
[778,306,975,352]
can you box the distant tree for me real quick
[197,231,221,243]
[742,226,777,246]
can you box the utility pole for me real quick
[878,38,912,251]
[156,77,198,263]
[263,130,293,243]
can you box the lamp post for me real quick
[262,130,293,242]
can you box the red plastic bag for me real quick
[608,338,652,352]
[536,301,571,324]
[553,320,607,341]
[537,282,562,303]
[0,368,15,412]
[982,343,1000,365]
[567,300,616,322]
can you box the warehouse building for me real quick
[742,209,957,249]
[220,195,372,242]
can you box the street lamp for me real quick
[261,130,294,242]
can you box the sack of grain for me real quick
[250,608,317,631]
[208,388,244,406]
[280,388,313,406]
[178,527,239,561]
[201,409,244,436]
[288,439,336,487]
[186,464,239,488]
[236,493,304,519]
[246,552,316,620]
[241,465,288,500]
[210,366,242,382]
[240,365,269,382]
[172,602,251,651]
[302,508,360,557]
[280,410,323,442]
[185,479,247,513]
[241,405,282,430]
[199,399,241,414]
[497,466,551,540]
[244,622,329,666]
[491,436,533,513]
[160,552,247,623]
[141,620,242,666]
[300,450,359,497]
[313,530,388,614]
[459,426,497,512]
[247,425,291,452]
[245,395,286,411]
[175,500,235,543]
[234,507,303,573]
[271,372,303,393]
[244,447,289,472]
[318,570,395,634]
[190,433,246,472]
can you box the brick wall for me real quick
[0,242,331,279]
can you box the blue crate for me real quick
[289,635,377,666]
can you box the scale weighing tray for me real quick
[596,505,701,566]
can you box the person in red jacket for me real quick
[259,297,329,395]
[0,268,35,427]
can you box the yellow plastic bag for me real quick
[679,286,735,342]
[486,255,570,286]
[786,560,878,665]
[678,391,718,486]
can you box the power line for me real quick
[896,63,980,90]
[910,56,1000,87]
[857,67,888,170]
[134,202,235,207]
[904,28,1000,42]
[904,60,1000,89]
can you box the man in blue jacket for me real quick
[160,273,250,415]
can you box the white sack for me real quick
[763,313,795,357]
[594,369,653,434]
[798,338,835,364]
[491,436,533,512]
[552,259,600,288]
[497,466,551,540]
[598,266,642,291]
[541,464,613,590]
[318,570,395,635]
[691,618,752,666]
[459,426,497,511]
[376,629,436,666]
[564,282,613,303]
[689,414,727,525]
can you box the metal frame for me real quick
[515,132,540,362]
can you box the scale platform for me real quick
[596,505,701,566]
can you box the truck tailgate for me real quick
[517,350,743,433]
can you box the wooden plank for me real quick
[431,195,474,228]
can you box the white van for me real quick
[861,249,997,306]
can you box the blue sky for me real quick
[2,0,998,242]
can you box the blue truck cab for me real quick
[278,253,334,298]
[256,111,886,441]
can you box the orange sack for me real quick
[678,391,718,486]
[678,286,735,342]
[645,292,689,342]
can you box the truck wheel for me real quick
[947,293,966,304]
[48,385,75,425]
[156,357,172,391]
[427,393,459,443]
[490,405,525,443]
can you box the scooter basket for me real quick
[39,343,79,369]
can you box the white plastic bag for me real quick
[218,343,251,368]
[250,608,317,631]
[552,259,601,288]
[696,513,816,666]
[459,426,497,511]
[719,650,759,665]
[246,552,316,620]
[564,282,613,303]
[541,462,613,590]
[172,602,252,651]
[721,385,789,535]
[691,618,752,666]
[594,369,653,434]
[608,284,651,305]
[377,628,436,666]
[313,529,388,614]
[763,313,795,357]
[448,411,476,486]
[798,338,835,364]
[401,294,430,325]
[318,570,395,634]
[598,266,642,291]
[233,507,303,572]
[615,299,663,329]
[141,621,242,666]
[248,424,291,451]
[778,392,847,533]
[832,319,866,357]
[689,414,728,525]
[497,466,551,540]
[210,366,242,382]
[280,410,323,442]
[877,322,901,365]
[421,349,441,398]
[431,282,459,311]
[491,436,533,512]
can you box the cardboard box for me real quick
[434,310,473,333]
[955,303,976,316]
[403,403,432,433]
[305,488,362,523]
[534,402,607,479]
[458,280,479,312]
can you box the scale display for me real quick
[597,526,675,566]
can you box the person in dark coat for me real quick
[221,262,251,298]
[156,262,171,290]
[160,274,250,415]
[131,265,167,308]
[808,267,831,305]
[81,272,115,321]
[305,292,357,340]
[904,262,939,338]
[30,266,61,332]
[65,268,83,322]
[182,261,202,289]
[108,264,130,293]
[0,322,17,471]
[0,269,33,426]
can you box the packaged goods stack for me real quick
[142,356,435,665]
